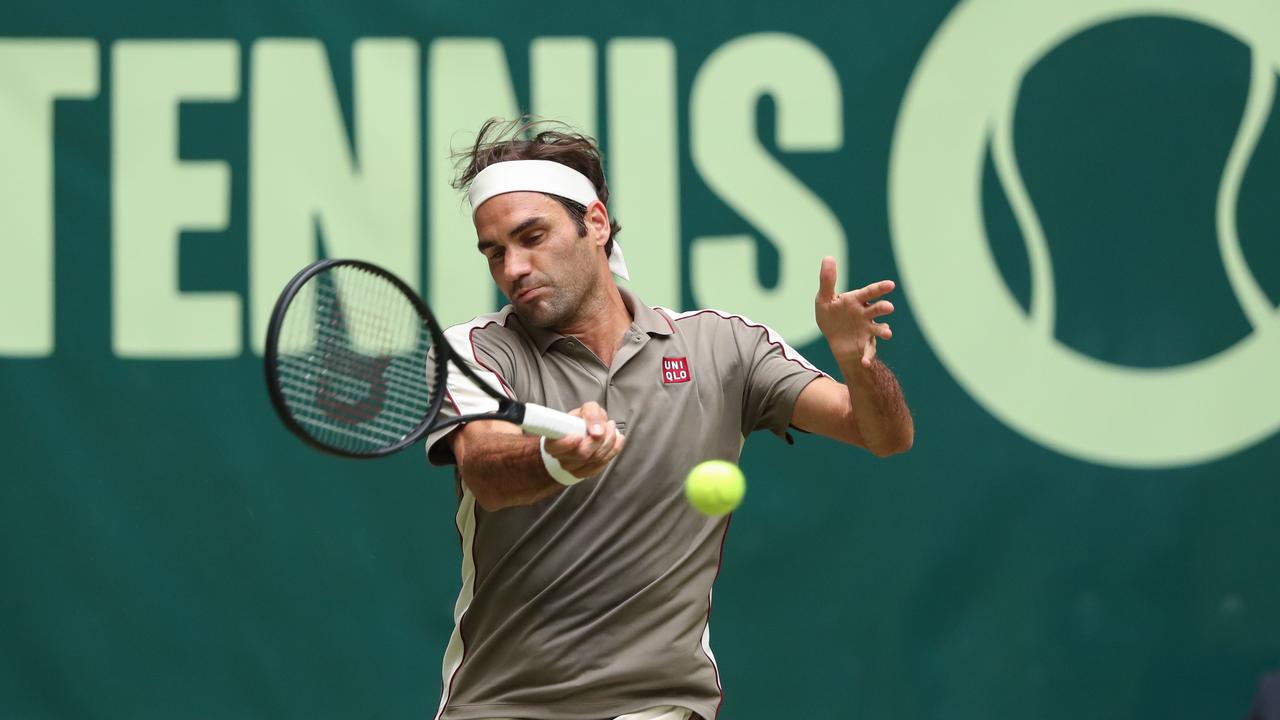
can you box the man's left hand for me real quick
[814,255,896,368]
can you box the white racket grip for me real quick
[520,403,588,439]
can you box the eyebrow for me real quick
[477,216,546,253]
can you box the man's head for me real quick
[453,119,622,329]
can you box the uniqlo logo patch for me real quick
[662,357,690,384]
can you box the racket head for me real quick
[263,259,450,458]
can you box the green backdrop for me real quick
[3,0,1278,718]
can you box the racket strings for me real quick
[278,361,429,441]
[286,319,435,394]
[292,298,430,441]
[274,364,426,423]
[273,265,438,454]
[295,322,434,392]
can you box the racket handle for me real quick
[520,403,588,439]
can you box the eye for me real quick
[523,233,544,247]
[486,249,504,263]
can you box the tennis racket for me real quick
[264,258,586,458]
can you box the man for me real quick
[425,119,913,720]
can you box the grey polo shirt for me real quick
[425,288,826,720]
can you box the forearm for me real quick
[455,431,563,511]
[833,354,914,457]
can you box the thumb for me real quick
[817,256,837,302]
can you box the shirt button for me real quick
[632,335,642,343]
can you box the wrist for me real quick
[827,339,867,366]
[540,436,583,486]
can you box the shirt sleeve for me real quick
[735,317,829,440]
[424,324,514,466]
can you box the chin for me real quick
[525,299,576,330]
[514,300,556,329]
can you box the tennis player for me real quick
[426,119,913,720]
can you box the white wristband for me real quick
[540,436,584,486]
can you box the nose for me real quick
[502,245,533,285]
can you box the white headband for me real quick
[468,160,630,280]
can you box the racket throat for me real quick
[496,399,527,425]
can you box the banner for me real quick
[2,0,1277,717]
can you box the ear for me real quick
[584,200,611,249]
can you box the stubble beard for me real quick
[516,267,598,330]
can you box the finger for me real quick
[817,256,838,303]
[861,336,877,368]
[561,441,598,475]
[865,300,894,319]
[581,431,627,477]
[586,421,618,466]
[568,418,612,469]
[580,402,607,437]
[850,280,895,304]
[851,280,896,304]
[601,424,625,461]
[873,321,893,340]
[596,420,622,458]
[546,434,583,457]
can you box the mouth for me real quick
[514,286,545,303]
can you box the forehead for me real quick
[473,192,565,243]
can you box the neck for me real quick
[556,279,631,366]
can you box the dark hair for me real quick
[452,117,621,256]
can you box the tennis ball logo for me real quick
[890,0,1280,468]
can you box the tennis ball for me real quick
[684,460,745,517]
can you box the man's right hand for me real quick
[544,401,626,479]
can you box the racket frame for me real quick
[264,258,554,459]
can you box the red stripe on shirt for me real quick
[670,309,827,376]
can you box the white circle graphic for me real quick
[890,0,1280,468]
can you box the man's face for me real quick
[473,192,602,329]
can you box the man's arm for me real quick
[447,402,625,511]
[791,257,914,457]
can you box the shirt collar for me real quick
[517,286,675,355]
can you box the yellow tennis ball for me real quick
[684,460,746,516]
